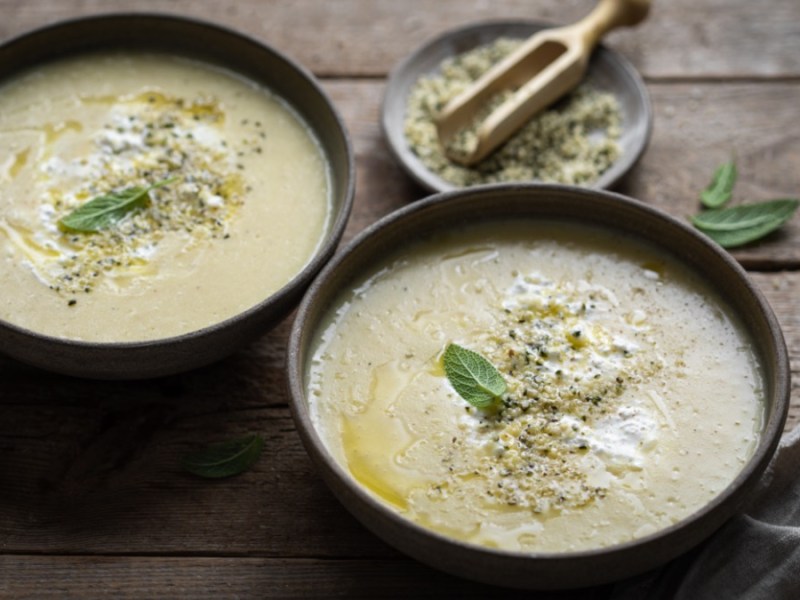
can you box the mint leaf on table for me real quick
[58,176,178,233]
[692,199,799,248]
[700,160,737,208]
[443,343,506,408]
[182,434,264,479]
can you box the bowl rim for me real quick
[380,19,653,193]
[0,13,355,356]
[287,183,789,587]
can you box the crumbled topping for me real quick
[404,38,622,187]
[443,273,662,514]
[34,91,261,295]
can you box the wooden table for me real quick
[1,1,798,597]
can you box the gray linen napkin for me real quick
[609,425,800,600]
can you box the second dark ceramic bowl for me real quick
[0,14,354,379]
[287,184,789,590]
[382,21,652,193]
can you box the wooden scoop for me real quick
[435,0,651,166]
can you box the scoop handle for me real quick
[575,0,651,49]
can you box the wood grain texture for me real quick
[325,78,800,265]
[752,272,800,433]
[0,0,798,597]
[1,272,798,558]
[2,0,799,79]
[0,556,620,599]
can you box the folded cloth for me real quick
[610,425,800,600]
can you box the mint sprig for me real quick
[692,199,799,248]
[443,343,506,408]
[700,160,737,208]
[58,176,178,233]
[181,433,264,479]
[692,159,798,248]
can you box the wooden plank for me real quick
[0,74,796,556]
[751,272,800,434]
[0,339,394,557]
[0,270,798,556]
[0,556,617,599]
[619,80,800,268]
[0,1,795,597]
[1,0,799,79]
[322,79,800,266]
[0,0,796,581]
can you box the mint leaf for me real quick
[700,160,737,208]
[692,199,799,248]
[58,176,178,233]
[443,343,506,408]
[182,434,264,479]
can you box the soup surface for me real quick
[0,52,330,342]
[308,221,763,552]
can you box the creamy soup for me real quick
[0,52,330,342]
[307,222,763,553]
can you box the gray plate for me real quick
[382,21,652,192]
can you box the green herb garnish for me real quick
[692,159,799,248]
[700,159,737,208]
[443,343,506,408]
[692,199,799,248]
[181,433,264,479]
[58,176,178,233]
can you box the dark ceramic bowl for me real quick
[382,21,652,193]
[287,185,789,590]
[0,14,354,379]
